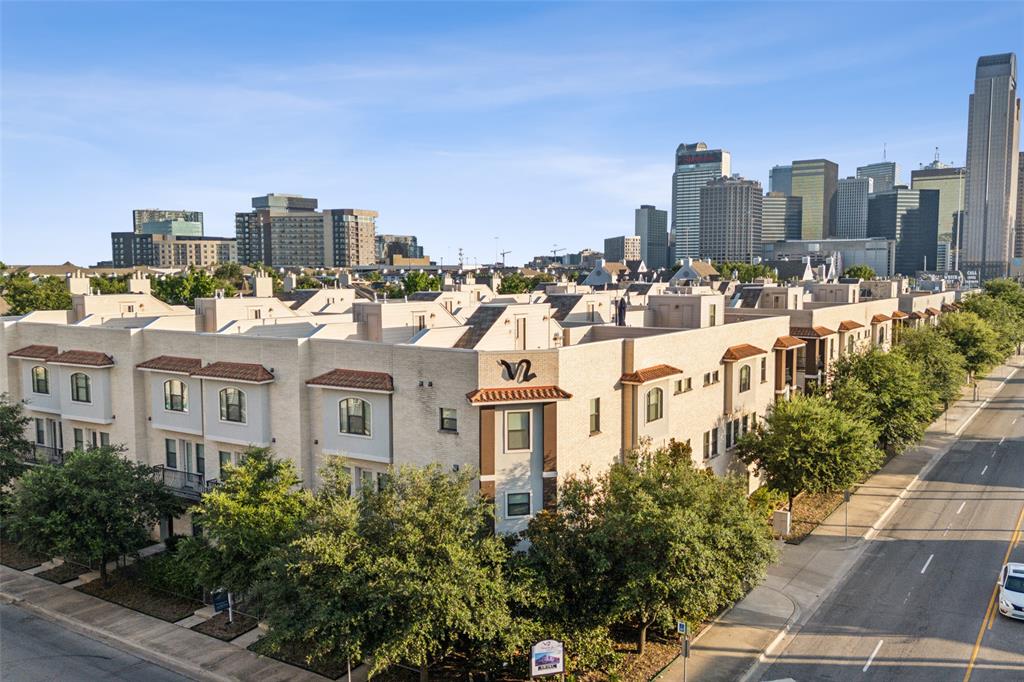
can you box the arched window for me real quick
[70,373,91,403]
[219,388,246,423]
[645,388,663,423]
[163,380,188,412]
[739,365,751,392]
[31,366,49,394]
[339,398,371,436]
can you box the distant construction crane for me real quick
[499,250,512,266]
[550,245,566,259]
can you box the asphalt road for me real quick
[0,602,192,682]
[761,370,1024,682]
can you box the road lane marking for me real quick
[957,502,966,514]
[981,465,988,476]
[963,503,1024,682]
[955,367,1018,437]
[863,639,883,672]
[921,554,934,574]
[943,523,951,537]
[999,436,1005,445]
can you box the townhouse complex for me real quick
[0,269,968,536]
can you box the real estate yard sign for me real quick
[530,639,565,678]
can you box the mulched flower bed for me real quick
[249,637,349,680]
[579,630,680,682]
[36,561,92,584]
[192,610,258,641]
[0,539,49,571]
[784,490,845,544]
[76,570,202,622]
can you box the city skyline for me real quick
[2,2,1022,267]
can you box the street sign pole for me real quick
[843,489,851,541]
[227,591,234,624]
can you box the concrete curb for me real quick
[736,361,1020,682]
[0,591,230,682]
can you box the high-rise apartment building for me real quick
[635,205,670,269]
[911,164,966,244]
[836,176,873,239]
[235,194,320,266]
[769,165,793,195]
[868,187,940,275]
[140,219,204,238]
[325,209,378,268]
[151,236,237,268]
[963,53,1021,280]
[761,192,802,248]
[603,235,641,263]
[791,159,839,240]
[1016,151,1024,258]
[132,209,203,234]
[375,234,423,263]
[856,161,900,194]
[699,176,763,263]
[111,232,155,268]
[671,143,731,261]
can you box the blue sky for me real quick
[2,1,1022,267]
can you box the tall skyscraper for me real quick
[603,235,641,263]
[699,176,763,263]
[325,209,378,267]
[671,142,731,261]
[761,192,802,248]
[132,209,203,234]
[235,193,319,266]
[376,234,424,262]
[963,53,1021,280]
[791,159,839,239]
[835,176,873,239]
[1016,151,1024,258]
[856,161,900,194]
[868,187,940,275]
[769,165,793,195]
[911,164,966,246]
[634,204,669,269]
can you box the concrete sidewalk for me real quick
[657,357,1022,682]
[0,566,329,682]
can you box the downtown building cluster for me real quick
[1,268,967,537]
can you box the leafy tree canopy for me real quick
[715,262,777,283]
[895,326,966,406]
[0,394,31,495]
[844,264,876,280]
[938,311,1004,376]
[1,275,72,314]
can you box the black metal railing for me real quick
[24,443,65,466]
[153,465,205,500]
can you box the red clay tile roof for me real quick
[790,326,836,338]
[838,320,865,332]
[8,345,59,361]
[941,303,957,312]
[49,350,114,367]
[466,385,572,404]
[908,311,925,319]
[136,355,203,374]
[926,307,941,316]
[192,361,274,383]
[619,364,683,384]
[307,368,394,392]
[722,344,768,362]
[773,335,806,350]
[891,310,908,319]
[871,314,891,324]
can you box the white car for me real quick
[997,562,1024,620]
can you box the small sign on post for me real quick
[212,589,234,624]
[676,621,688,635]
[530,639,565,678]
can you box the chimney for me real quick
[252,273,273,298]
[66,271,90,296]
[283,272,298,293]
[128,272,151,295]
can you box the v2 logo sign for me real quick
[499,359,537,383]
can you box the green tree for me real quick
[262,463,515,681]
[715,262,777,283]
[186,447,308,597]
[400,270,440,295]
[89,276,129,295]
[896,326,967,407]
[152,268,234,306]
[981,278,1024,315]
[844,264,876,280]
[499,272,553,294]
[830,349,936,454]
[736,395,882,512]
[8,446,183,585]
[294,274,320,289]
[959,294,1024,356]
[2,275,72,314]
[0,394,31,502]
[938,312,1004,376]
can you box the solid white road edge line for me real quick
[863,639,884,672]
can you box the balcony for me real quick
[152,465,205,501]
[23,444,65,467]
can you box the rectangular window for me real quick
[71,373,91,403]
[712,427,719,455]
[342,466,354,497]
[742,414,750,435]
[377,471,389,492]
[760,358,767,383]
[196,444,205,476]
[704,372,711,386]
[74,428,84,450]
[515,317,527,351]
[674,379,683,394]
[165,438,177,469]
[726,421,734,449]
[90,430,98,448]
[703,430,711,459]
[219,451,232,470]
[684,377,692,392]
[589,398,600,434]
[35,418,45,445]
[506,411,531,451]
[32,367,49,394]
[709,304,717,326]
[506,492,531,517]
[100,432,110,447]
[360,468,373,490]
[439,407,458,432]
